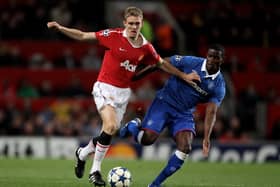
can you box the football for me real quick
[107,166,132,187]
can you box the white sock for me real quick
[79,140,95,161]
[89,142,110,173]
[175,150,188,160]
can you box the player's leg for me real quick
[75,138,96,178]
[149,131,193,187]
[75,82,103,179]
[149,114,195,187]
[119,117,141,139]
[90,105,117,173]
[88,105,118,186]
[90,91,129,186]
[82,81,130,186]
[120,97,166,145]
[78,138,96,160]
[119,117,159,145]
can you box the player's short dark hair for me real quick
[209,44,225,56]
[124,6,143,20]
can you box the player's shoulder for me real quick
[216,73,226,87]
[112,28,124,33]
[143,42,155,50]
[186,56,205,62]
[172,55,204,63]
[218,72,226,82]
[142,42,158,56]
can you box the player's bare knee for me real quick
[104,124,118,135]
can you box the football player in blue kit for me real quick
[120,44,226,187]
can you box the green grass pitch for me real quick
[0,158,279,187]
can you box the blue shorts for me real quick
[141,97,195,137]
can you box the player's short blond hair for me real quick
[123,6,143,20]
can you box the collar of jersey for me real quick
[201,59,220,80]
[122,29,148,48]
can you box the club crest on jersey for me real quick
[120,60,137,72]
[102,29,110,37]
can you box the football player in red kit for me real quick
[47,6,200,186]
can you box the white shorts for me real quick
[92,81,131,126]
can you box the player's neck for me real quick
[207,68,219,75]
[128,35,143,47]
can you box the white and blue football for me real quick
[107,166,132,187]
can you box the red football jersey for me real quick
[95,28,161,88]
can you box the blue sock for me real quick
[151,152,184,186]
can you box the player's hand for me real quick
[182,70,201,86]
[202,138,210,157]
[47,21,61,30]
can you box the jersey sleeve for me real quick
[208,79,226,106]
[143,44,161,65]
[95,29,116,48]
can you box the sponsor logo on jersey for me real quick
[120,60,137,72]
[191,83,208,96]
[188,74,209,96]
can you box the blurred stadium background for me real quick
[0,0,280,166]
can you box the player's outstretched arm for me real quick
[47,21,96,41]
[131,57,201,83]
[203,102,218,156]
[159,58,201,85]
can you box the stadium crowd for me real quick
[0,0,280,141]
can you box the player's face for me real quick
[206,49,223,74]
[123,16,143,38]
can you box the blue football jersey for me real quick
[156,55,226,113]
